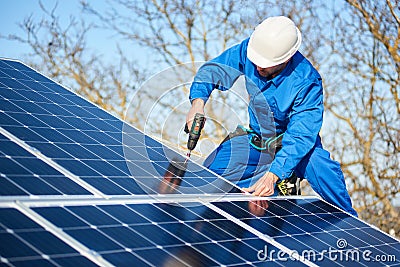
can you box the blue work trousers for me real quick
[203,134,358,217]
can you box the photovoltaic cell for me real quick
[0,132,91,196]
[0,207,98,267]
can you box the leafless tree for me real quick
[3,1,143,118]
[323,0,399,234]
[82,0,253,148]
[82,0,325,154]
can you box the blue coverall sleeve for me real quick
[189,39,249,103]
[269,80,324,180]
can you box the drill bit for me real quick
[184,150,191,164]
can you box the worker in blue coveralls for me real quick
[186,16,357,216]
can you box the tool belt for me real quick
[250,133,284,153]
[221,125,303,195]
[221,125,284,153]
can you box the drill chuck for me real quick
[187,139,197,151]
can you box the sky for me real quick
[1,1,74,58]
[0,0,134,64]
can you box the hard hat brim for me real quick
[247,27,302,68]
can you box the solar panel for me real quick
[0,58,235,196]
[0,58,399,266]
[6,196,313,267]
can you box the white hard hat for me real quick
[247,16,302,68]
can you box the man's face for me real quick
[256,62,287,78]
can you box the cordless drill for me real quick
[184,113,206,158]
[159,113,205,194]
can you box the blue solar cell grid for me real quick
[0,207,98,267]
[33,201,299,267]
[0,58,233,196]
[0,132,91,196]
[212,198,400,266]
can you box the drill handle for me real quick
[185,113,206,151]
[184,113,206,134]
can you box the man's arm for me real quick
[244,80,324,196]
[269,80,324,181]
[188,38,249,111]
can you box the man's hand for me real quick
[242,172,279,196]
[186,99,205,130]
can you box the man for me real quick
[186,16,357,216]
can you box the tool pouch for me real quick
[219,125,254,145]
[220,125,284,154]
